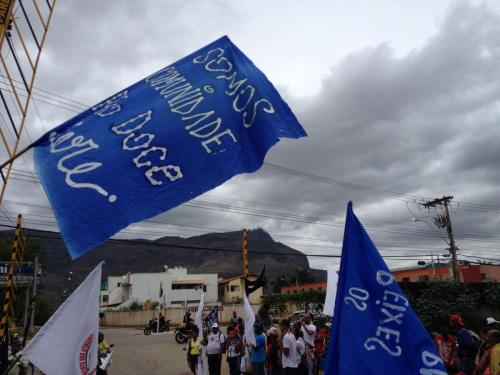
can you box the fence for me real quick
[101,303,260,327]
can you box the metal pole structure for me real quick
[22,287,29,330]
[0,0,58,204]
[0,214,22,340]
[421,196,459,282]
[431,253,435,278]
[29,256,38,333]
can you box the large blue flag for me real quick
[33,36,306,258]
[324,202,447,374]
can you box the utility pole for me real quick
[29,256,39,333]
[421,196,459,282]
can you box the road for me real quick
[104,327,230,375]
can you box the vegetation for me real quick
[271,267,316,293]
[0,237,55,327]
[263,282,500,334]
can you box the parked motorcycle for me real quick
[143,319,170,335]
[174,326,193,344]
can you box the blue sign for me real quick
[324,202,447,375]
[33,36,307,258]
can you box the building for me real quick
[392,262,500,283]
[218,274,264,305]
[100,266,218,309]
[280,281,327,294]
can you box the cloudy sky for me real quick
[2,0,500,270]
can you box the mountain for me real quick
[0,228,325,307]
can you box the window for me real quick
[402,277,410,282]
[172,283,201,290]
[230,285,240,292]
[102,295,109,303]
[203,285,207,292]
[117,282,121,287]
[481,273,486,281]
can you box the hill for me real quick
[0,228,325,307]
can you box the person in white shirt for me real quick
[207,323,225,375]
[280,319,298,375]
[301,313,317,375]
[294,323,308,375]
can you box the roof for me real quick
[391,263,449,273]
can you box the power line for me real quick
[1,222,494,263]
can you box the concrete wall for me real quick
[101,304,260,327]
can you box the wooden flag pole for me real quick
[242,228,248,278]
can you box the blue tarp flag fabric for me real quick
[324,202,447,375]
[33,36,307,258]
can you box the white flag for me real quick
[195,291,205,334]
[243,292,256,346]
[23,262,103,375]
[323,263,339,316]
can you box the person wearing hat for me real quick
[487,317,499,328]
[207,322,226,375]
[450,314,479,375]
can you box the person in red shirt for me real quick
[435,326,458,373]
[313,326,330,375]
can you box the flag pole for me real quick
[242,228,248,279]
[0,142,36,171]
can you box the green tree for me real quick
[0,237,53,326]
[271,275,290,293]
[413,282,481,333]
[295,267,315,284]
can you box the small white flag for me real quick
[323,263,339,316]
[99,351,113,370]
[23,262,103,375]
[243,292,256,346]
[195,291,205,334]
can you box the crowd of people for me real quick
[434,315,500,375]
[185,311,330,375]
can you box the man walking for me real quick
[450,314,479,375]
[251,324,266,375]
[280,319,298,375]
[207,323,226,375]
[301,313,316,375]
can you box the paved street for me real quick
[104,327,230,375]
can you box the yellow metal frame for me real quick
[0,0,58,203]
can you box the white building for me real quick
[100,266,218,309]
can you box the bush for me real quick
[413,282,481,333]
[129,300,143,311]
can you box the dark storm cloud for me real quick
[4,1,500,269]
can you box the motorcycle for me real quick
[174,325,193,344]
[143,319,170,335]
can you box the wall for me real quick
[392,266,450,282]
[130,273,171,304]
[101,304,260,327]
[101,270,219,308]
[481,265,500,281]
[280,281,327,294]
[220,276,263,305]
